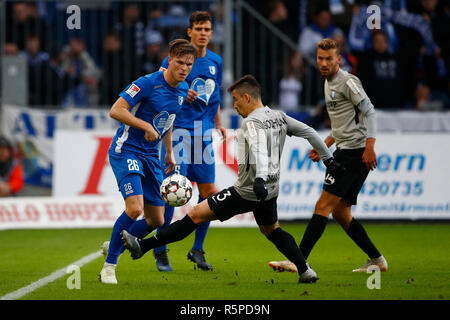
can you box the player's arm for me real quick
[358,98,377,170]
[245,120,269,201]
[285,115,332,162]
[162,125,176,174]
[214,105,227,141]
[346,77,378,170]
[109,97,159,142]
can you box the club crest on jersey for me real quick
[190,78,215,105]
[178,96,184,105]
[329,90,337,108]
[153,111,176,136]
[209,66,216,75]
[126,83,140,98]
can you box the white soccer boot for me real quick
[268,260,298,273]
[99,263,118,284]
[299,267,319,283]
[352,255,388,272]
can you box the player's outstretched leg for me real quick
[101,218,155,259]
[123,215,199,259]
[153,204,175,271]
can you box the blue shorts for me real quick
[109,151,165,206]
[161,131,215,183]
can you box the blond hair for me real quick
[316,38,340,56]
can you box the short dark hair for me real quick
[168,39,197,59]
[316,38,340,56]
[189,11,212,29]
[227,74,261,100]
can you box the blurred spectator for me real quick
[298,8,343,64]
[348,3,399,55]
[142,30,164,74]
[115,4,146,83]
[7,2,48,51]
[332,30,357,74]
[60,37,101,107]
[417,0,450,94]
[414,82,450,110]
[20,34,49,106]
[357,30,405,109]
[99,33,125,106]
[278,51,304,112]
[46,47,70,106]
[4,43,19,56]
[0,137,24,197]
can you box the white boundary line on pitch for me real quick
[0,250,102,300]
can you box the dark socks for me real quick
[299,214,328,259]
[140,215,198,254]
[267,228,308,274]
[346,218,381,259]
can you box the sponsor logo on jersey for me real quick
[153,111,176,136]
[190,78,215,105]
[329,90,337,108]
[346,78,361,95]
[126,83,140,98]
[246,121,257,137]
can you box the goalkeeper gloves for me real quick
[253,177,268,202]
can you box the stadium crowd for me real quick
[2,0,449,111]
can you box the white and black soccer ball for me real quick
[160,174,193,207]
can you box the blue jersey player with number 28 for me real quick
[154,11,226,272]
[99,39,197,284]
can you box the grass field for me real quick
[0,222,449,301]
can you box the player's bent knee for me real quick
[188,201,212,225]
[259,222,280,237]
[125,206,143,220]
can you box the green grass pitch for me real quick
[0,222,449,300]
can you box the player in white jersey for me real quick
[121,75,346,284]
[269,38,388,274]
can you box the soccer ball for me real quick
[160,174,193,207]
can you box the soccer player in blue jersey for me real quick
[154,11,227,271]
[99,39,197,284]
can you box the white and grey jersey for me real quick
[324,69,376,149]
[233,106,332,201]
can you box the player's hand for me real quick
[144,125,160,142]
[323,157,345,176]
[185,89,198,103]
[309,148,321,162]
[164,152,176,175]
[253,178,268,202]
[362,148,377,171]
[217,125,227,142]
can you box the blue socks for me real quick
[106,211,136,264]
[192,197,210,251]
[106,212,156,263]
[154,204,175,254]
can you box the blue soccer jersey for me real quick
[110,71,189,157]
[161,49,222,132]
